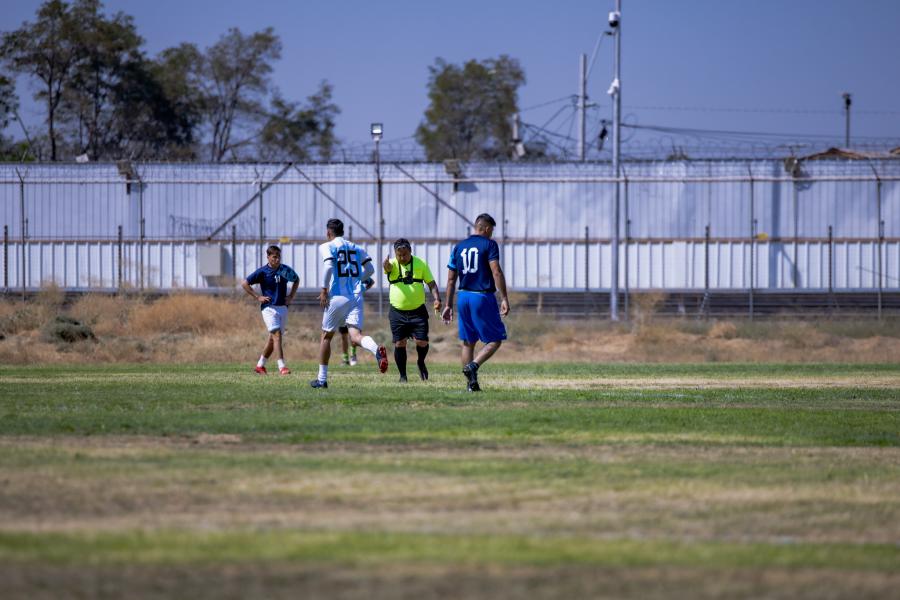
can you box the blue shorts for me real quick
[457,291,507,344]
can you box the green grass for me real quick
[1,362,899,595]
[1,364,898,446]
[1,530,897,570]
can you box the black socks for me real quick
[416,344,429,366]
[394,346,407,378]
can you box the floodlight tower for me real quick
[371,122,385,316]
[608,0,622,321]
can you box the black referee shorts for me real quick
[389,305,429,343]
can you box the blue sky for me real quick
[3,0,899,158]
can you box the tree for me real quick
[0,0,80,160]
[257,81,339,161]
[200,27,281,161]
[57,0,149,159]
[416,56,525,161]
[0,72,16,130]
[151,43,205,158]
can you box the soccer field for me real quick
[1,363,899,599]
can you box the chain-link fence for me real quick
[1,160,898,316]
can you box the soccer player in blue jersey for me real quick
[241,245,300,375]
[311,218,388,388]
[442,213,510,392]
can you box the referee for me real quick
[382,238,442,382]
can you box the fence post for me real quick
[827,225,834,314]
[867,161,883,321]
[139,181,145,291]
[878,219,884,321]
[3,225,7,293]
[792,179,799,289]
[750,220,757,321]
[499,164,507,244]
[117,225,124,292]
[703,224,711,319]
[17,169,26,301]
[231,225,237,283]
[584,226,589,317]
[748,165,754,320]
[3,225,9,294]
[623,169,630,322]
[258,179,264,266]
[624,218,631,321]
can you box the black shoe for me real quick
[310,379,328,389]
[462,361,479,388]
[467,381,481,392]
[399,375,408,383]
[417,362,429,381]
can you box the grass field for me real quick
[1,362,899,599]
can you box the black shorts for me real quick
[389,305,429,343]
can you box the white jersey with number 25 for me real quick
[319,237,371,299]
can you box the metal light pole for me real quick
[609,1,622,320]
[842,93,852,148]
[371,123,385,317]
[578,53,587,161]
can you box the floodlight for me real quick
[370,123,383,142]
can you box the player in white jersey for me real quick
[311,218,388,388]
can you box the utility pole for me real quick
[609,0,622,320]
[842,93,852,148]
[578,53,587,161]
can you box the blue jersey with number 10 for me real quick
[447,235,500,292]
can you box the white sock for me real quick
[360,336,379,356]
[257,356,267,367]
[317,364,328,382]
[277,359,286,369]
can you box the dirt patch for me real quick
[2,563,898,600]
[1,437,898,544]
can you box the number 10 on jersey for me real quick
[460,248,479,274]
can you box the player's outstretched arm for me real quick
[489,260,510,316]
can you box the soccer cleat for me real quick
[309,379,328,389]
[467,381,482,392]
[279,367,291,375]
[399,375,408,383]
[341,354,350,366]
[417,362,429,381]
[462,361,479,389]
[376,346,389,373]
[349,354,358,366]
[254,365,267,375]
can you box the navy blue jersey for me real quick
[246,264,299,310]
[447,235,500,293]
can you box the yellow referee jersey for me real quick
[385,255,434,311]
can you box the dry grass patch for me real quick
[129,293,258,335]
[2,290,900,364]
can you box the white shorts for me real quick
[322,295,364,332]
[261,305,288,333]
